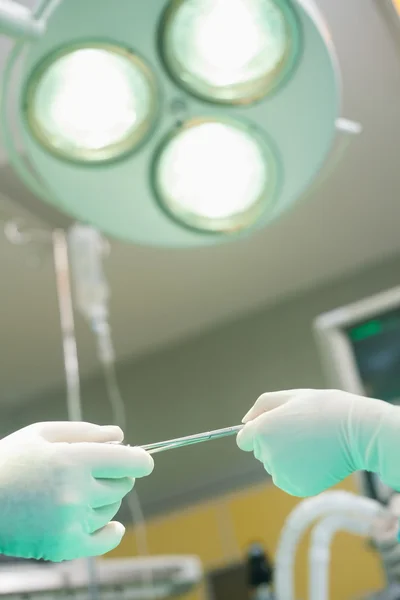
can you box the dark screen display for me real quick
[346,308,400,404]
[346,308,400,503]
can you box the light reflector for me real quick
[160,0,299,104]
[24,43,158,163]
[153,118,278,233]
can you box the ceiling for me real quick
[0,0,400,408]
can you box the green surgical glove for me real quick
[237,389,399,497]
[0,422,153,561]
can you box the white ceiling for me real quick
[0,0,400,407]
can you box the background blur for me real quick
[1,0,400,598]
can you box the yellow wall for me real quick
[110,477,384,600]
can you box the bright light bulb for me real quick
[161,0,297,103]
[25,45,158,162]
[154,119,276,232]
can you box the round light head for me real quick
[24,43,158,163]
[153,118,278,233]
[160,0,300,104]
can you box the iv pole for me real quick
[52,228,99,600]
[52,229,82,422]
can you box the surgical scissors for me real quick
[141,424,244,455]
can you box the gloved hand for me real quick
[0,422,153,562]
[237,389,400,498]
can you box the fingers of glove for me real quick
[85,522,126,557]
[32,422,124,444]
[237,421,257,452]
[237,404,287,452]
[87,501,122,534]
[242,390,299,423]
[90,477,135,508]
[237,410,272,451]
[70,443,154,478]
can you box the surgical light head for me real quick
[153,117,278,233]
[160,0,299,104]
[1,0,345,247]
[25,43,158,163]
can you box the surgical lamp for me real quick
[1,0,354,247]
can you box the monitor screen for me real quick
[344,308,400,503]
[346,308,400,404]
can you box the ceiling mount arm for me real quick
[0,0,45,40]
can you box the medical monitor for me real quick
[314,286,400,504]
